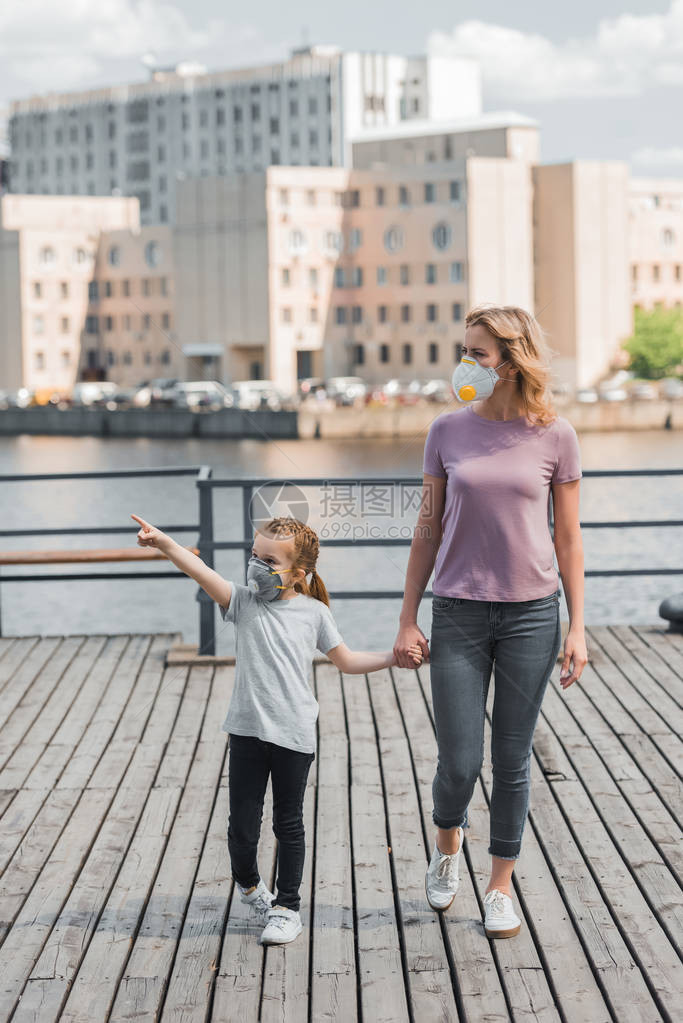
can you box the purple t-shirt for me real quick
[423,405,582,601]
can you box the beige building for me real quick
[533,162,632,389]
[629,178,683,312]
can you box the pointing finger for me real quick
[131,514,152,530]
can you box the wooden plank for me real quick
[211,785,277,1021]
[342,670,412,1022]
[59,786,182,1023]
[524,751,664,1022]
[260,747,316,1022]
[542,681,683,946]
[367,667,460,1021]
[0,789,16,821]
[548,660,683,880]
[399,666,509,1022]
[309,662,357,1023]
[602,626,683,728]
[0,635,88,766]
[0,637,40,697]
[0,786,51,877]
[0,637,18,663]
[634,627,683,695]
[107,682,226,1021]
[0,637,63,730]
[0,636,110,791]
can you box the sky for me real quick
[0,0,681,175]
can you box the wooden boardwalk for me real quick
[0,625,680,1022]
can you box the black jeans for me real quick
[227,733,315,912]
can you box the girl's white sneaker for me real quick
[260,905,303,945]
[483,888,521,938]
[425,828,463,911]
[238,878,274,916]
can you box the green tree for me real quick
[623,307,683,379]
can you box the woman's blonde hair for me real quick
[263,517,330,606]
[465,305,558,426]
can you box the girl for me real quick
[131,513,422,946]
[393,304,587,939]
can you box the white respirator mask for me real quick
[451,356,512,403]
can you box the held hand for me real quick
[130,514,170,552]
[559,627,588,689]
[393,623,430,670]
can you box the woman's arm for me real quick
[326,643,422,675]
[393,474,445,667]
[551,480,588,688]
[131,514,232,608]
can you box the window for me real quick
[380,343,390,363]
[450,261,464,283]
[402,343,413,365]
[144,351,152,365]
[631,264,638,282]
[433,222,452,251]
[33,314,44,334]
[61,316,69,333]
[324,230,343,255]
[39,246,56,266]
[353,343,365,365]
[123,315,132,330]
[309,129,318,147]
[348,228,362,251]
[104,315,114,332]
[309,267,319,288]
[60,281,69,298]
[653,265,660,282]
[33,281,42,299]
[377,266,387,285]
[309,307,318,323]
[141,313,150,330]
[400,264,410,286]
[123,351,132,365]
[308,97,318,115]
[351,306,362,324]
[384,226,404,254]
[160,349,171,365]
[452,302,463,322]
[281,307,293,324]
[676,265,682,282]
[429,342,439,364]
[399,185,410,207]
[251,104,261,121]
[345,189,360,208]
[161,312,170,329]
[122,279,130,297]
[290,132,300,148]
[61,350,71,367]
[427,304,438,322]
[401,304,411,323]
[335,306,347,325]
[289,99,299,116]
[74,247,89,266]
[450,180,462,203]
[425,263,437,284]
[145,241,161,267]
[234,106,243,123]
[200,140,209,159]
[35,351,45,371]
[88,281,99,302]
[351,267,363,287]
[334,267,345,288]
[376,186,385,206]
[108,245,121,267]
[288,229,307,255]
[662,228,675,246]
[142,279,151,297]
[282,267,291,286]
[85,315,99,334]
[378,305,388,323]
[424,183,435,203]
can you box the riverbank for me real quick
[0,398,680,439]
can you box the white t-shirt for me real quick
[219,584,343,754]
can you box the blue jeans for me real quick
[429,588,562,860]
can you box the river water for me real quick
[1,429,681,651]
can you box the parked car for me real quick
[71,382,118,406]
[598,370,633,393]
[325,377,368,406]
[421,378,453,403]
[102,387,144,411]
[629,382,658,400]
[379,379,424,405]
[173,380,235,410]
[147,378,181,406]
[575,388,599,404]
[232,380,284,411]
[600,388,628,402]
[660,377,683,399]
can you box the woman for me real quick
[393,304,587,939]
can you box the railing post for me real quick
[242,485,253,580]
[196,465,215,656]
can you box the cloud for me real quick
[631,146,683,167]
[428,0,683,101]
[0,0,289,95]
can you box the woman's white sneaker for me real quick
[238,878,274,916]
[483,889,521,938]
[260,906,303,945]
[425,828,463,911]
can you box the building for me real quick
[0,194,179,395]
[629,179,683,312]
[175,119,535,393]
[6,47,481,226]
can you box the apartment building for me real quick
[6,47,481,226]
[629,178,683,311]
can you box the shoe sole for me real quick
[425,874,458,912]
[485,924,521,939]
[260,925,303,945]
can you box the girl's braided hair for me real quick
[263,517,330,606]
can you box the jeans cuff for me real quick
[488,844,520,861]
[433,814,470,831]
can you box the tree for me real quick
[623,307,683,379]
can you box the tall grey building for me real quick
[7,46,481,225]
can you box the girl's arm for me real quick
[131,514,232,608]
[393,474,445,667]
[325,643,421,674]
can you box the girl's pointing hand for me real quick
[131,514,168,551]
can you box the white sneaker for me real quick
[483,888,521,938]
[260,905,303,945]
[425,829,463,911]
[238,878,274,916]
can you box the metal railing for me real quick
[1,468,682,655]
